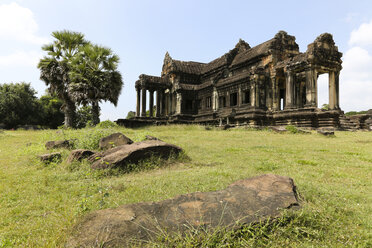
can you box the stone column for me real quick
[255,81,260,108]
[265,78,272,110]
[168,92,173,115]
[149,90,154,117]
[251,82,256,107]
[136,88,141,117]
[226,91,230,107]
[160,90,165,116]
[164,92,168,116]
[238,86,242,107]
[141,88,147,117]
[329,71,340,110]
[156,90,160,117]
[212,87,218,111]
[176,92,182,114]
[285,70,294,109]
[295,82,300,109]
[329,71,335,110]
[305,69,317,107]
[335,71,340,109]
[271,76,280,111]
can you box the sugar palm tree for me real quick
[69,44,123,125]
[37,30,87,127]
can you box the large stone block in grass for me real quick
[91,140,183,169]
[67,174,299,247]
[67,149,95,163]
[99,132,133,150]
[39,152,62,163]
[45,140,73,150]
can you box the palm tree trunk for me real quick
[64,99,76,128]
[92,101,100,125]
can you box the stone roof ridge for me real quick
[314,33,335,45]
[202,39,250,74]
[164,51,173,65]
[234,38,251,52]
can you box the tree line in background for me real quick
[0,82,96,129]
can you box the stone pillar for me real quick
[136,88,141,117]
[238,86,242,107]
[156,90,160,117]
[335,71,340,109]
[160,90,165,116]
[271,76,280,111]
[285,71,294,109]
[168,92,173,115]
[251,82,256,107]
[295,82,300,109]
[255,81,260,108]
[176,92,182,114]
[225,91,230,107]
[265,78,272,110]
[149,90,154,117]
[212,87,218,111]
[305,69,317,107]
[141,88,147,117]
[164,92,168,116]
[329,71,340,110]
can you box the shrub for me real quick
[96,120,118,128]
[285,125,299,134]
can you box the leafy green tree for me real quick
[321,104,329,110]
[69,44,123,125]
[75,105,94,128]
[0,82,40,128]
[126,111,135,119]
[38,30,88,128]
[38,94,64,129]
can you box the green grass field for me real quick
[0,125,371,247]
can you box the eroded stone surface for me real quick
[145,135,162,141]
[39,152,62,163]
[45,140,73,150]
[99,133,133,150]
[67,174,299,247]
[270,126,288,133]
[67,149,95,163]
[317,129,335,136]
[91,140,182,169]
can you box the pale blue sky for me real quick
[0,0,371,120]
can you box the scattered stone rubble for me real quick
[40,133,181,170]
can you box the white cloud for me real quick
[0,2,49,45]
[340,26,372,111]
[0,50,42,67]
[349,19,372,46]
[342,47,372,81]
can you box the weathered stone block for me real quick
[39,152,62,163]
[67,174,299,247]
[67,149,95,163]
[99,133,133,150]
[45,140,73,150]
[91,140,182,169]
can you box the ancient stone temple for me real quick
[124,31,347,128]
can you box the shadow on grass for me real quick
[68,151,191,179]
